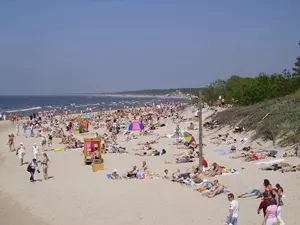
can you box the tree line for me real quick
[197,49,300,106]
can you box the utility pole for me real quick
[198,90,203,171]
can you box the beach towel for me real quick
[255,158,284,165]
[222,172,239,176]
[215,149,231,155]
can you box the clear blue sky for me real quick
[0,0,299,95]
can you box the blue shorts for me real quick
[230,217,238,225]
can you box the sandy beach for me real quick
[0,106,300,225]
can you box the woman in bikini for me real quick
[7,135,14,152]
[263,179,272,195]
[41,153,50,180]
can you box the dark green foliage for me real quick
[201,71,299,106]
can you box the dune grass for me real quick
[211,90,300,147]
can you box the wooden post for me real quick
[198,90,203,171]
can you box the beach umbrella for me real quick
[183,131,194,143]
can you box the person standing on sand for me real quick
[48,133,53,151]
[263,198,278,225]
[32,143,39,161]
[271,188,285,225]
[226,193,239,225]
[175,124,180,143]
[41,135,47,152]
[22,122,27,137]
[41,153,50,180]
[27,158,40,182]
[18,142,26,166]
[30,124,34,137]
[16,123,19,136]
[7,134,14,152]
[111,119,117,144]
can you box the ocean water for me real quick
[0,95,185,115]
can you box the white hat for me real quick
[20,142,23,145]
[113,169,118,172]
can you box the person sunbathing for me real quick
[107,146,128,154]
[281,164,300,173]
[135,149,165,156]
[138,140,158,145]
[178,141,197,150]
[165,155,194,164]
[171,169,192,184]
[202,179,224,198]
[259,162,291,171]
[204,163,223,177]
[238,189,261,198]
[244,153,267,162]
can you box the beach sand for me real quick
[0,108,299,225]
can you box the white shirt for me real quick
[33,146,39,154]
[19,146,26,156]
[229,200,239,218]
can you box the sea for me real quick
[0,95,185,116]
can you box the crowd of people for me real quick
[4,101,294,225]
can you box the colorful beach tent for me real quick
[184,131,195,143]
[128,121,144,131]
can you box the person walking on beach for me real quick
[41,135,47,152]
[16,123,20,136]
[27,158,40,182]
[18,142,26,166]
[262,198,278,225]
[32,143,40,162]
[271,188,285,225]
[258,192,270,218]
[22,122,27,137]
[7,134,14,152]
[48,133,53,151]
[226,193,239,225]
[41,153,50,180]
[111,119,117,144]
[30,124,34,137]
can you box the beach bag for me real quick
[136,171,145,179]
[26,164,31,172]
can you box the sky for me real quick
[0,0,300,95]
